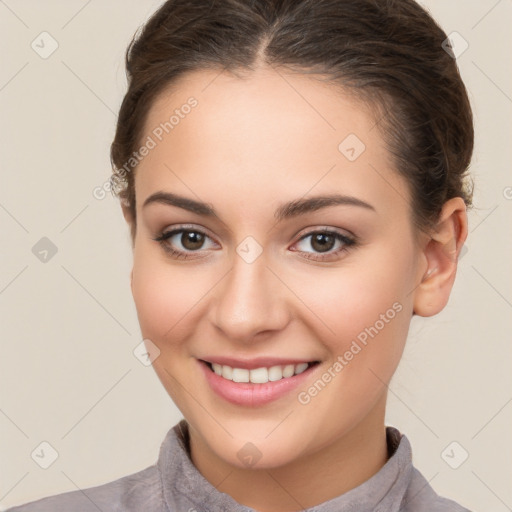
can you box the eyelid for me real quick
[293,225,356,242]
[156,223,353,242]
[158,223,220,244]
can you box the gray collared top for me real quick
[8,420,472,512]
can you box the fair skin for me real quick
[122,66,467,512]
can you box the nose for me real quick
[209,253,291,343]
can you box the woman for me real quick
[9,0,474,510]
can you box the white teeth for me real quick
[208,361,314,383]
[295,362,309,375]
[268,365,283,381]
[282,364,295,378]
[249,367,268,383]
[232,368,249,383]
[221,365,233,380]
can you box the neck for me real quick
[188,398,388,512]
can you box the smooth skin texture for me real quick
[122,66,467,512]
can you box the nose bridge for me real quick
[211,252,289,341]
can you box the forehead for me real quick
[135,67,410,222]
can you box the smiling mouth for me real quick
[200,360,320,384]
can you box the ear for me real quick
[121,199,136,249]
[121,198,133,225]
[121,199,135,293]
[413,197,468,317]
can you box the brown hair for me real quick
[110,0,474,242]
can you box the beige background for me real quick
[0,1,511,510]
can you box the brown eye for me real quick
[292,229,356,261]
[310,232,336,253]
[154,227,217,257]
[181,230,205,250]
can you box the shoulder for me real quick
[5,464,163,512]
[401,467,473,512]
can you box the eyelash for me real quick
[152,225,357,262]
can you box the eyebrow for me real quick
[142,191,376,220]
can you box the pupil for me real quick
[182,231,204,250]
[312,233,334,253]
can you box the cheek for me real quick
[289,267,412,435]
[131,249,206,346]
[289,242,415,374]
[293,265,411,342]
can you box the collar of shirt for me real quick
[158,419,413,512]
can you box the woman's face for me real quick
[129,67,427,468]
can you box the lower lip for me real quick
[198,360,319,407]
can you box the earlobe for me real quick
[413,197,468,317]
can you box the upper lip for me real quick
[199,356,318,370]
